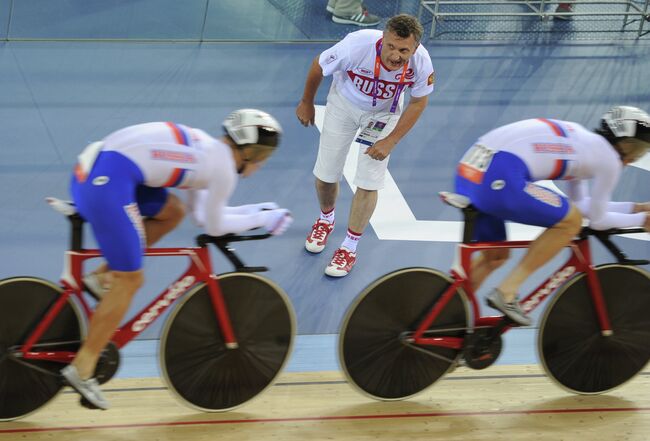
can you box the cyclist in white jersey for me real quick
[455,106,650,325]
[61,109,293,410]
[296,14,435,278]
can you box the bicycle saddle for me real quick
[46,197,78,216]
[439,191,471,209]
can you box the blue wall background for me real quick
[0,0,319,41]
[2,0,646,41]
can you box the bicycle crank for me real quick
[94,342,120,384]
[462,327,503,370]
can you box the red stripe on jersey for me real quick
[166,122,187,145]
[162,168,183,187]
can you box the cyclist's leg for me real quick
[88,187,185,287]
[498,204,582,301]
[457,151,581,324]
[455,173,510,291]
[69,152,147,406]
[137,186,186,246]
[471,248,510,292]
[73,270,143,379]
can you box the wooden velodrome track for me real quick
[1,364,649,440]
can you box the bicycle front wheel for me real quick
[339,268,470,401]
[160,273,296,412]
[0,277,84,421]
[539,265,650,394]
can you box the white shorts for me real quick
[313,85,400,191]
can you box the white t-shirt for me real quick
[471,118,644,229]
[100,122,269,236]
[318,30,435,112]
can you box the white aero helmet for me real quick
[600,106,650,142]
[222,108,282,162]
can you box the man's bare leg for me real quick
[348,187,377,233]
[315,178,338,213]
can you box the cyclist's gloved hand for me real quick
[262,209,293,236]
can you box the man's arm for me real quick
[296,56,324,127]
[365,94,429,161]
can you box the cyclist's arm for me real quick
[188,190,277,228]
[566,180,636,216]
[585,163,646,229]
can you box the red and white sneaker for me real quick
[305,219,334,253]
[325,247,357,277]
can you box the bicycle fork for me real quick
[205,274,239,349]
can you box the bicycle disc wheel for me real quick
[0,277,84,421]
[539,265,650,394]
[160,273,295,411]
[339,268,470,400]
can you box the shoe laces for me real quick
[310,221,331,241]
[332,248,352,266]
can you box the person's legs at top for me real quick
[554,2,574,19]
[327,0,369,14]
[307,87,359,254]
[331,0,380,26]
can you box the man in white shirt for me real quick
[454,106,650,326]
[61,109,293,410]
[296,14,435,277]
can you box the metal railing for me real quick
[418,0,650,38]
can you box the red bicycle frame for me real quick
[409,235,611,349]
[19,245,237,364]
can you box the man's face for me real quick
[380,30,418,71]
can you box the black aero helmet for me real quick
[598,106,650,144]
[222,109,282,162]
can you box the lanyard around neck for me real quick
[372,39,409,114]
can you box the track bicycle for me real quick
[0,198,296,421]
[339,191,650,400]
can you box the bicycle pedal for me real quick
[80,397,101,410]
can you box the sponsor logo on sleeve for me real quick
[533,143,575,154]
[325,54,337,64]
[151,150,197,163]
